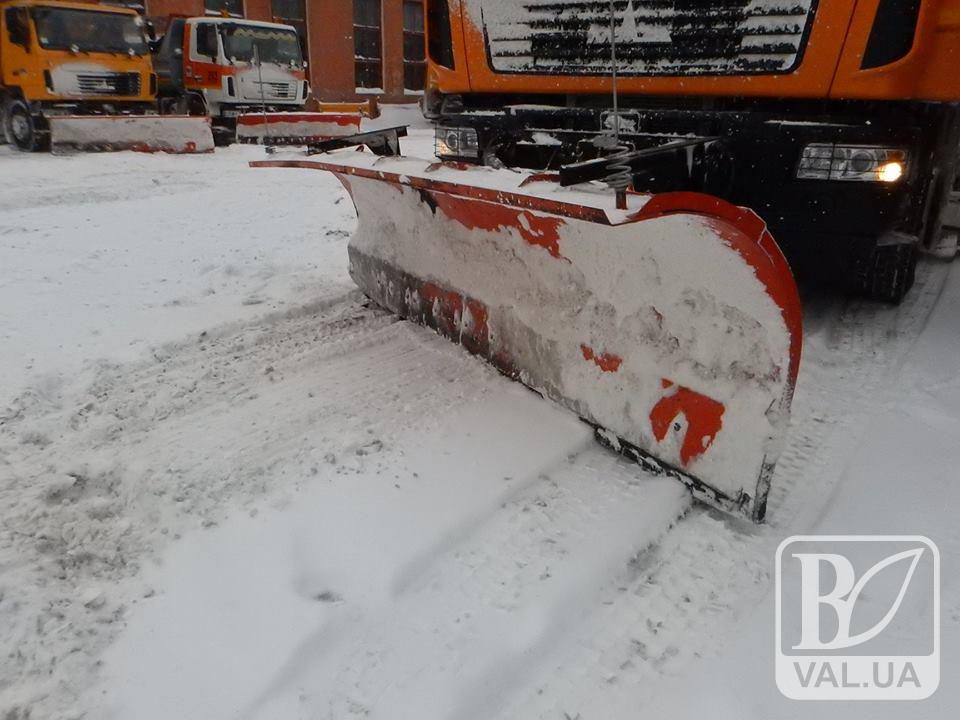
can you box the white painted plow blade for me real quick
[236,112,361,145]
[254,152,803,522]
[49,115,214,154]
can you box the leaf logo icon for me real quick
[792,548,924,651]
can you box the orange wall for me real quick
[144,0,418,102]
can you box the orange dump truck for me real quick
[423,0,960,301]
[0,0,211,152]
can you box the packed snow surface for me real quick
[2,112,959,719]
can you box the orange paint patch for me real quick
[430,194,568,260]
[420,282,490,353]
[580,344,623,373]
[236,113,360,129]
[650,380,725,466]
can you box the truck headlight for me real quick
[797,144,908,183]
[435,126,480,160]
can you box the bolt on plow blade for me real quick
[254,153,802,522]
[48,116,214,154]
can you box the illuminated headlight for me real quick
[797,144,908,183]
[435,126,480,159]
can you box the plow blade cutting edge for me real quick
[255,152,802,522]
[49,115,214,154]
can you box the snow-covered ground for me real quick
[1,109,958,719]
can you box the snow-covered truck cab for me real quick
[153,16,309,144]
[0,0,157,150]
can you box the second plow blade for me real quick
[235,112,362,145]
[48,115,214,154]
[255,153,802,522]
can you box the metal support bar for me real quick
[307,126,408,157]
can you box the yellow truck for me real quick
[0,0,211,152]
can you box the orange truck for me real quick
[0,0,211,152]
[423,0,960,302]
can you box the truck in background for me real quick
[0,0,162,150]
[151,16,309,145]
[423,0,960,302]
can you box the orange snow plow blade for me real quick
[236,112,362,145]
[254,152,802,522]
[48,115,214,154]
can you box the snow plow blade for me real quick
[310,98,380,119]
[48,115,214,154]
[254,153,802,522]
[236,112,361,145]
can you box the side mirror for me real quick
[173,47,182,57]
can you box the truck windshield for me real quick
[31,7,147,55]
[220,24,302,67]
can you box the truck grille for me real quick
[258,81,296,100]
[480,0,818,76]
[75,72,142,96]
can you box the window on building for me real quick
[353,0,382,90]
[204,0,243,18]
[272,0,307,58]
[402,0,425,91]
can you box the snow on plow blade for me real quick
[236,112,361,145]
[49,115,214,154]
[255,153,802,522]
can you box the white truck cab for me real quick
[153,16,308,143]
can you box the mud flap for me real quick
[48,115,214,154]
[253,152,802,522]
[236,112,361,145]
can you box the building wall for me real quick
[306,1,356,100]
[145,0,203,23]
[143,0,418,103]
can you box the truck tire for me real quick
[2,99,45,152]
[849,242,918,304]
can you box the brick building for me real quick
[131,0,425,103]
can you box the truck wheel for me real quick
[2,100,44,152]
[849,242,918,304]
[0,101,10,145]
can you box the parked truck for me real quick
[151,16,309,145]
[422,0,960,302]
[0,0,209,152]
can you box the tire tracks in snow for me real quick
[2,260,949,719]
[0,293,507,719]
[237,448,690,720]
